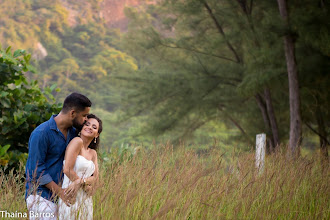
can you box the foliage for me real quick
[0,144,10,166]
[113,0,329,153]
[114,0,282,146]
[0,46,61,167]
[0,0,141,152]
[0,0,328,154]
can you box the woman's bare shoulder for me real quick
[71,137,83,143]
[67,137,83,149]
[64,137,83,162]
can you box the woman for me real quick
[58,114,102,220]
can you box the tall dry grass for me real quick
[0,145,329,219]
[93,145,329,219]
[0,163,27,216]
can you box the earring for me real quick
[78,132,81,136]
[94,138,97,143]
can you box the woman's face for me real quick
[81,118,99,139]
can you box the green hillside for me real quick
[0,0,329,158]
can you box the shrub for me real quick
[0,45,61,168]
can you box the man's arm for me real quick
[44,181,68,203]
[26,130,71,205]
[26,130,52,185]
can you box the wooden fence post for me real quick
[256,133,266,173]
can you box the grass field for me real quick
[0,144,329,219]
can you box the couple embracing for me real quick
[25,93,103,219]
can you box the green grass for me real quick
[0,145,329,219]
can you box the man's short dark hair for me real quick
[62,93,92,113]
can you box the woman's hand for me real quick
[83,184,95,197]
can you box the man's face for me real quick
[72,107,90,129]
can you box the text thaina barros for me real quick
[0,210,55,218]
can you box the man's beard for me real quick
[72,117,84,130]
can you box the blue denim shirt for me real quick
[25,115,76,202]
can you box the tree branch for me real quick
[305,122,330,145]
[193,54,241,85]
[158,42,238,63]
[218,106,254,146]
[203,1,242,63]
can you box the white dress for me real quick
[58,155,95,220]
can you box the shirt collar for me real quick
[49,114,74,132]
[49,114,58,131]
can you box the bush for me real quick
[0,45,61,168]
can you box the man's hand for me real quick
[64,178,82,202]
[45,181,74,206]
[59,188,74,207]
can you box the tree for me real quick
[0,46,61,167]
[115,0,329,154]
[291,0,330,161]
[276,0,302,158]
[114,0,287,149]
[0,0,140,149]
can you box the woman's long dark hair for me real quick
[77,114,103,151]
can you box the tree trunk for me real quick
[316,105,329,162]
[255,93,274,153]
[264,88,280,149]
[276,0,302,158]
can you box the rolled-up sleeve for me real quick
[26,130,53,185]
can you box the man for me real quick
[25,93,91,219]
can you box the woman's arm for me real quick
[63,137,83,181]
[63,137,84,198]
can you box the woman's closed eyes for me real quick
[85,122,97,130]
